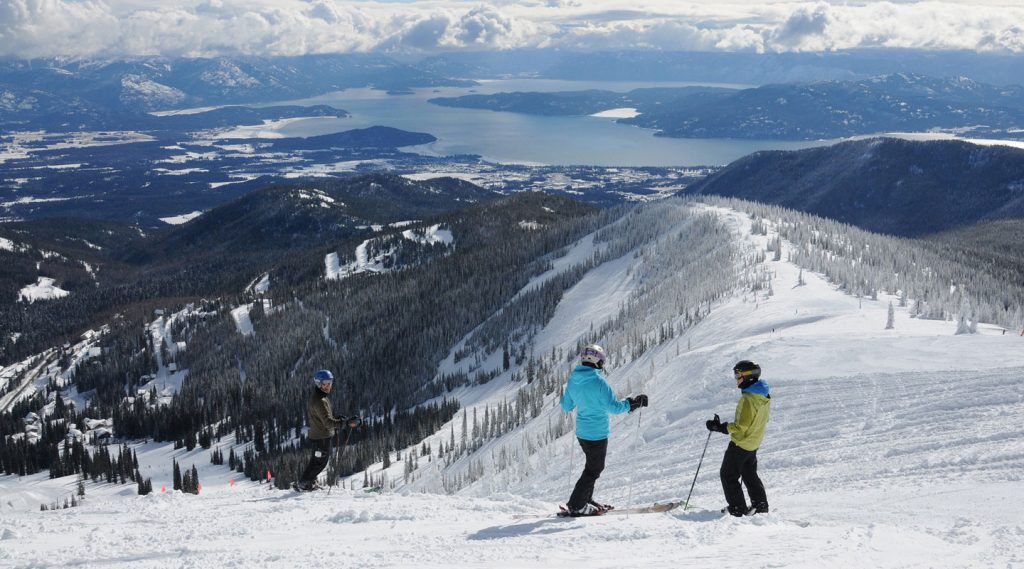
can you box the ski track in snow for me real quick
[3,203,1024,568]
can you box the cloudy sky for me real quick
[1,0,1022,59]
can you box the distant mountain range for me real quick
[627,74,1024,139]
[682,138,1024,236]
[430,87,729,116]
[417,49,1024,87]
[0,173,498,362]
[127,173,495,263]
[431,74,1024,140]
[0,54,473,130]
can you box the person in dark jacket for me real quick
[707,360,771,516]
[559,344,648,516]
[297,369,360,491]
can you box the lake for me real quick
[222,79,829,167]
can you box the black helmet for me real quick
[732,360,761,380]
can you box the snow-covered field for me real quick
[590,107,641,119]
[0,131,155,165]
[158,211,204,225]
[3,205,1024,568]
[206,117,346,140]
[18,276,69,302]
[231,304,255,336]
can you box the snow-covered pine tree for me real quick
[956,295,974,335]
[955,315,970,335]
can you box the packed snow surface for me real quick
[3,205,1024,568]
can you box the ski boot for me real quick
[721,505,750,517]
[559,503,606,517]
[589,499,614,513]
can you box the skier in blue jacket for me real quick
[560,344,648,516]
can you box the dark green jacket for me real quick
[308,388,343,440]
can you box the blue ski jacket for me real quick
[560,365,631,441]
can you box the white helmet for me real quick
[581,344,607,368]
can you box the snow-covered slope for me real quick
[325,223,454,280]
[3,202,1024,568]
[17,276,69,302]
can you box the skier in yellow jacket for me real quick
[706,360,771,516]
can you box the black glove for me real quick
[627,394,649,412]
[346,416,362,429]
[705,414,729,434]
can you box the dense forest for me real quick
[1,191,610,490]
[684,138,1024,237]
[0,174,497,365]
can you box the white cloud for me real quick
[770,2,832,50]
[0,0,1022,58]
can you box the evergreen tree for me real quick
[172,459,182,491]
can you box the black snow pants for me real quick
[299,437,333,483]
[567,438,608,511]
[720,441,768,514]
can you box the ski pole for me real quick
[626,407,643,518]
[684,431,713,511]
[327,425,354,495]
[566,413,576,497]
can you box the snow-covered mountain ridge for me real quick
[2,200,1023,568]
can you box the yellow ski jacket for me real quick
[727,381,771,451]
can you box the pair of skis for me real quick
[513,501,687,520]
